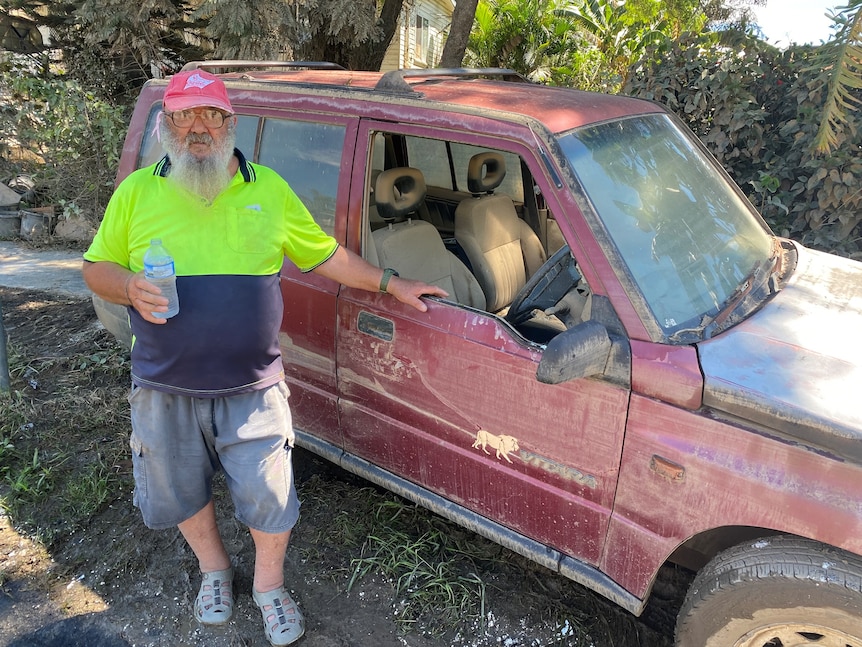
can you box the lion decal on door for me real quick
[472,429,520,463]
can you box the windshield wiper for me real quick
[668,246,783,343]
[707,251,781,334]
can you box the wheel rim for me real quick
[736,622,862,647]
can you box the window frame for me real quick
[414,12,431,65]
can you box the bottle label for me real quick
[144,261,175,279]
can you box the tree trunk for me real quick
[301,0,404,70]
[438,0,479,68]
[346,0,404,70]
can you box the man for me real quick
[82,69,447,646]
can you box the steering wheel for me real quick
[505,245,581,326]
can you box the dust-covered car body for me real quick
[101,62,862,646]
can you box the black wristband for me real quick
[379,267,399,293]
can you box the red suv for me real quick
[99,62,862,646]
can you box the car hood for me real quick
[697,243,862,463]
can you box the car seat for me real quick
[454,152,546,313]
[372,167,486,310]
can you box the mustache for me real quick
[186,132,214,145]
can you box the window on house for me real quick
[415,13,430,64]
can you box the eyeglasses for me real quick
[164,108,231,128]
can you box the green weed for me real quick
[349,497,495,635]
[296,473,496,635]
[7,448,57,496]
[62,461,114,518]
[349,527,488,634]
[70,348,129,377]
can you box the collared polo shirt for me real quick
[84,149,338,397]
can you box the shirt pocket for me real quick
[226,206,280,255]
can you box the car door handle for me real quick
[358,310,394,342]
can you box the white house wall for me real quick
[381,0,455,71]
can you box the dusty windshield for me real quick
[558,114,774,337]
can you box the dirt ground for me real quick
[0,286,685,647]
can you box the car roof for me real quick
[178,63,663,135]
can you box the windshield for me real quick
[558,114,774,337]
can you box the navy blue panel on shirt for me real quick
[129,274,284,397]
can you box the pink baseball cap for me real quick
[162,69,234,114]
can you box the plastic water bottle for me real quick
[143,238,180,318]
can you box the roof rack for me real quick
[180,61,346,73]
[375,68,529,93]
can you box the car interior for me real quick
[364,131,593,345]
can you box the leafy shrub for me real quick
[624,32,862,258]
[0,56,129,227]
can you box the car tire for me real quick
[92,294,132,349]
[675,535,862,647]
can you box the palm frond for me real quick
[815,1,862,154]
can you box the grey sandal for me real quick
[194,567,234,625]
[253,586,305,646]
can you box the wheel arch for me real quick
[666,525,785,574]
[639,525,796,616]
[643,523,862,609]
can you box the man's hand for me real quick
[83,260,171,324]
[312,246,449,312]
[385,276,448,312]
[125,272,171,324]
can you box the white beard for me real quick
[160,121,237,203]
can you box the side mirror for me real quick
[536,320,611,384]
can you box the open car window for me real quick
[364,130,593,346]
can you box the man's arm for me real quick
[82,260,170,324]
[312,246,448,313]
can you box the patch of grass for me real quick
[297,473,498,636]
[62,462,115,518]
[349,526,488,635]
[0,389,41,514]
[0,333,131,546]
[6,447,60,497]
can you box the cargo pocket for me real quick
[127,382,140,404]
[129,433,147,501]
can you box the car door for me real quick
[252,109,359,448]
[335,121,630,566]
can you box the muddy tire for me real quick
[675,535,862,647]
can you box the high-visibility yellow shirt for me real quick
[84,149,338,397]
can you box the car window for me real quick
[405,137,450,187]
[451,143,524,201]
[366,130,591,344]
[371,132,386,177]
[405,137,524,201]
[258,118,345,236]
[138,107,258,169]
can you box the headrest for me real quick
[467,152,506,195]
[374,167,426,222]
